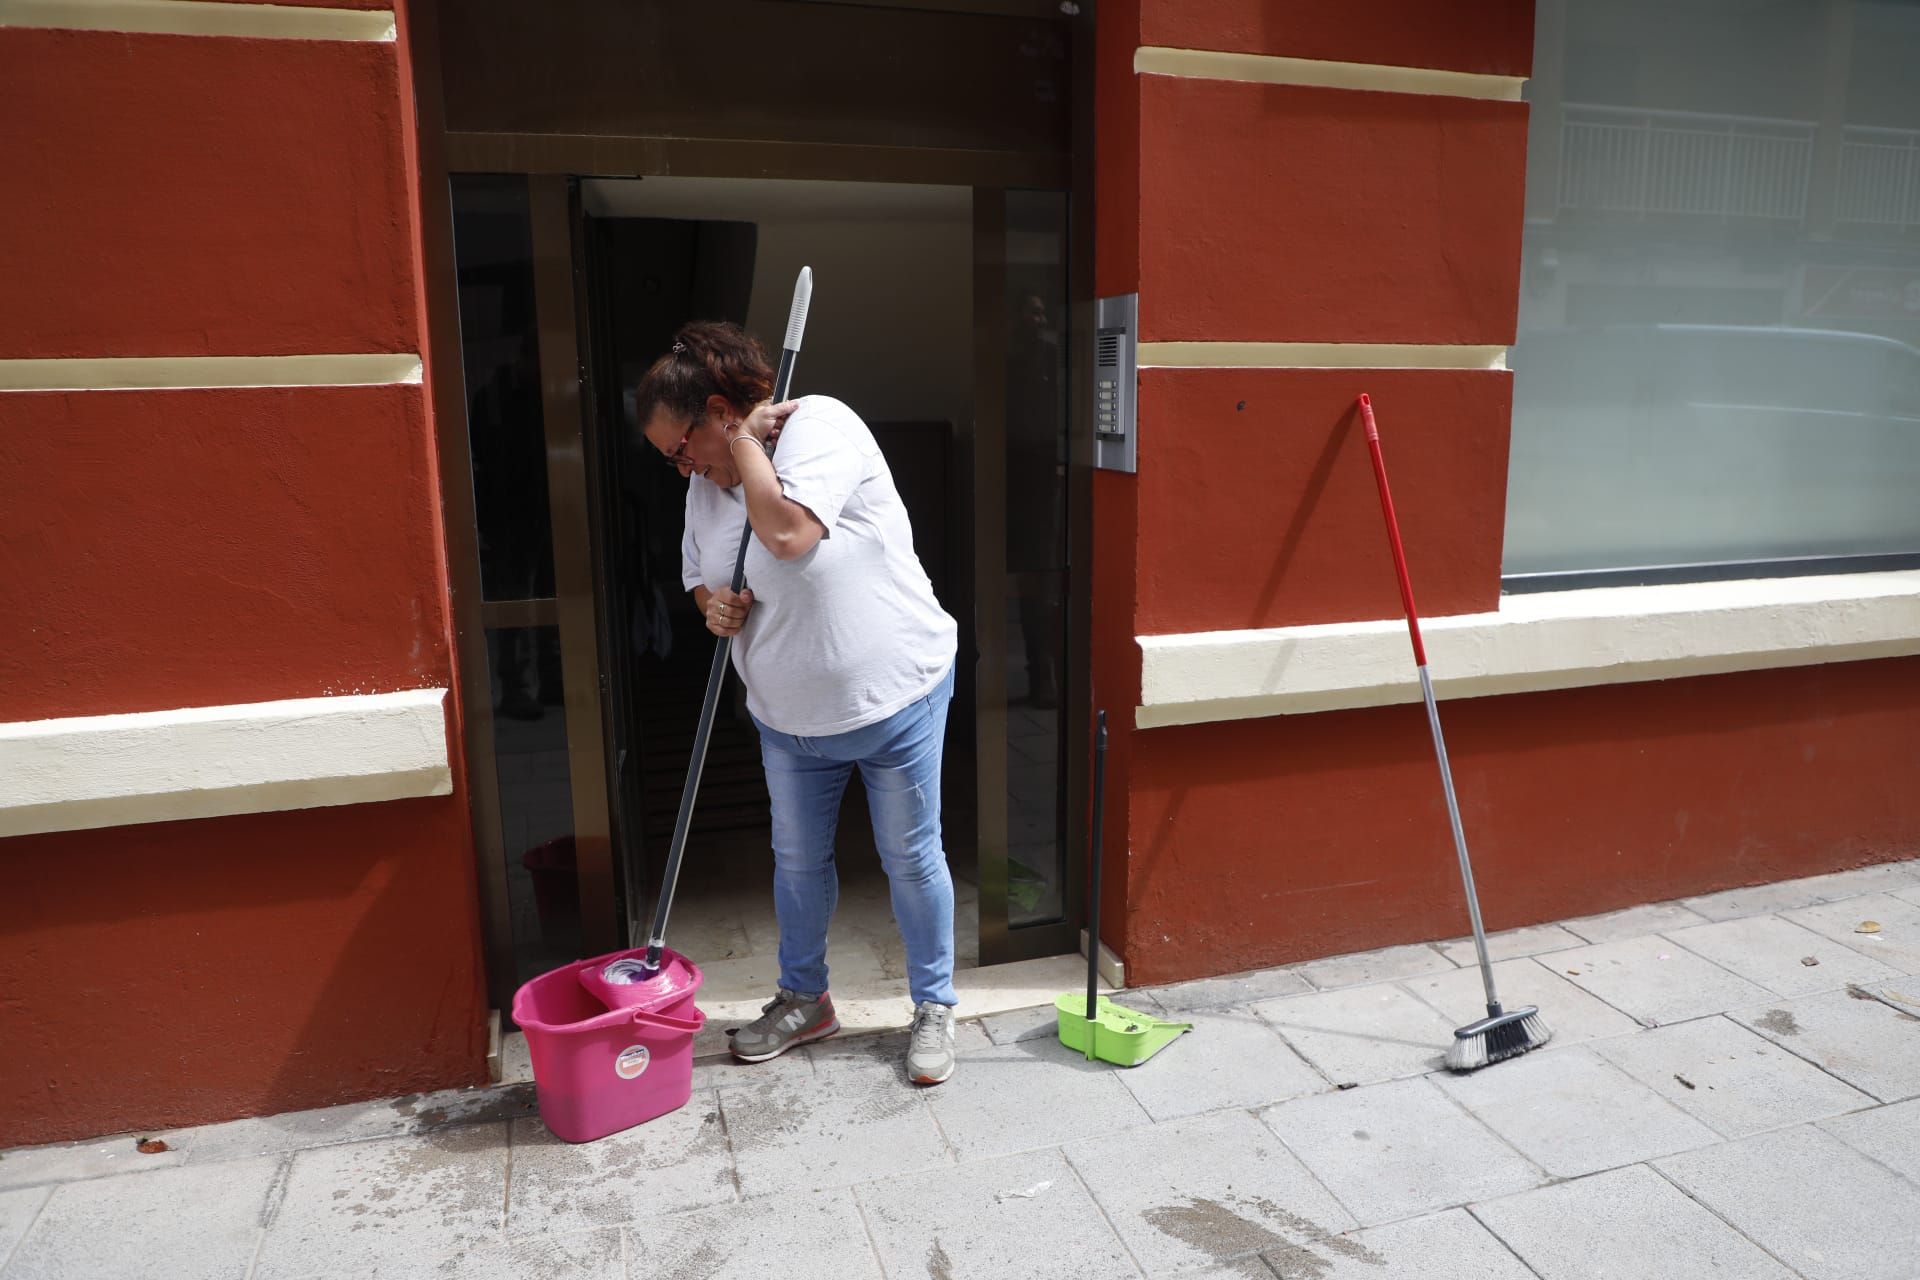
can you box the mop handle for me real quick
[640,267,813,974]
[1086,712,1108,1031]
[1355,393,1501,1013]
[1356,394,1425,667]
[726,269,812,590]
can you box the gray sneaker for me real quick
[906,1001,957,1085]
[729,989,839,1063]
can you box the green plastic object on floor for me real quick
[1055,993,1191,1066]
[1057,712,1192,1067]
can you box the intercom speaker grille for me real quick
[1092,293,1138,474]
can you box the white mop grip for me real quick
[783,266,813,353]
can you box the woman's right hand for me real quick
[704,585,755,637]
[739,399,801,449]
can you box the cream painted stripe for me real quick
[0,0,394,40]
[1138,342,1508,371]
[0,354,423,392]
[1134,46,1524,102]
[0,689,452,838]
[1136,571,1920,729]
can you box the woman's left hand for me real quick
[735,400,800,450]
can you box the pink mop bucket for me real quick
[511,949,706,1144]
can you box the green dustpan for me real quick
[1056,993,1191,1066]
[1057,712,1192,1067]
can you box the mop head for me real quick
[581,951,701,1011]
[1445,1005,1551,1073]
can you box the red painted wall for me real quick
[1126,659,1920,984]
[1092,0,1528,964]
[1137,76,1528,345]
[0,17,485,1148]
[1134,368,1510,633]
[1094,0,1919,985]
[0,387,449,721]
[1139,0,1534,76]
[1089,0,1145,953]
[2,799,483,1141]
[0,29,416,359]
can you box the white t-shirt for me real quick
[681,395,958,737]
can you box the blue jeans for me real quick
[752,666,957,1008]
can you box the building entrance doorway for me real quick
[425,0,1092,1014]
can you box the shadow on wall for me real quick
[1255,398,1363,622]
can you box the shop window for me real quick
[1505,0,1920,588]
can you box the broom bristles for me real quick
[1445,1008,1551,1073]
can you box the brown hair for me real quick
[633,320,774,431]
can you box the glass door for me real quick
[449,173,618,993]
[974,187,1079,964]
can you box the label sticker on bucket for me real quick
[614,1045,651,1080]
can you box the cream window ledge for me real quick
[0,689,452,838]
[1137,571,1920,729]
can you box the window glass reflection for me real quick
[1508,0,1920,581]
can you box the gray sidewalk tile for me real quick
[1731,988,1920,1102]
[806,1023,990,1087]
[1261,1077,1546,1226]
[252,1123,510,1280]
[1273,1209,1535,1280]
[1683,862,1920,923]
[1561,899,1709,944]
[1665,914,1906,997]
[1471,1163,1797,1280]
[1299,943,1456,991]
[622,1189,881,1280]
[856,1149,1137,1280]
[1551,934,1774,1026]
[689,1041,814,1094]
[0,1186,51,1266]
[504,1103,735,1237]
[1114,1007,1325,1122]
[923,1040,1153,1162]
[182,1085,537,1166]
[1435,1046,1717,1179]
[1398,956,1641,1049]
[1250,984,1455,1086]
[0,1131,189,1191]
[1784,894,1920,974]
[979,1002,1062,1045]
[1064,1109,1356,1276]
[1593,1016,1875,1139]
[284,1228,629,1280]
[1135,967,1313,1014]
[4,1157,277,1280]
[1657,1124,1920,1280]
[718,1058,948,1198]
[1821,1098,1920,1185]
[1174,1261,1273,1279]
[1437,923,1585,967]
[401,1227,625,1280]
[1893,882,1920,909]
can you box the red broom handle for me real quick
[1356,394,1426,666]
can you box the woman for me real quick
[634,321,963,1085]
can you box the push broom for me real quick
[1356,393,1550,1072]
[617,266,815,993]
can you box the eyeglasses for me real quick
[664,426,695,472]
